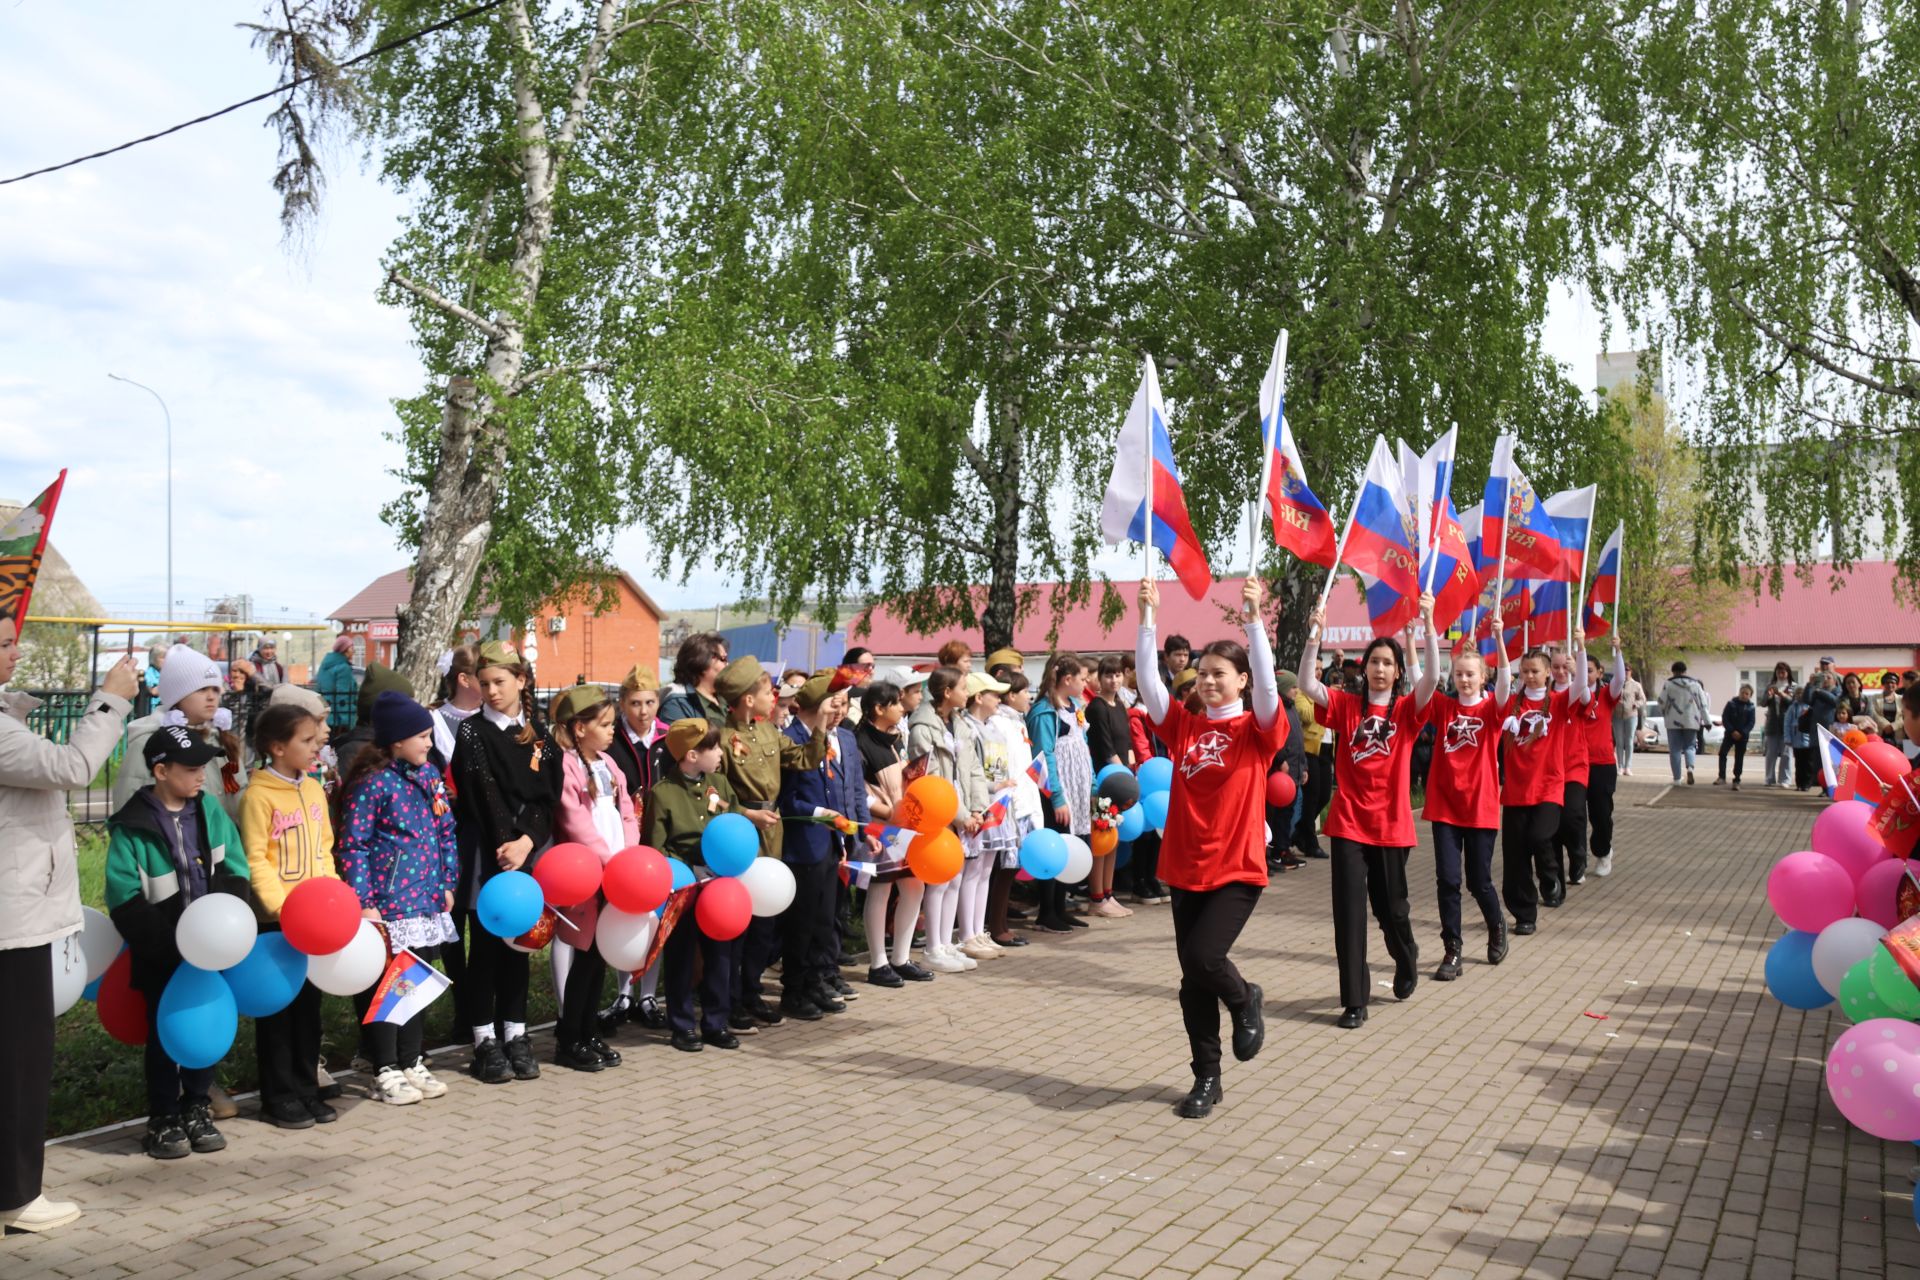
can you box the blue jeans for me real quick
[1667,728,1699,781]
[1432,823,1501,952]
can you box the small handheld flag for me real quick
[1100,356,1214,599]
[362,950,452,1027]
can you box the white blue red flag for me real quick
[1481,436,1569,578]
[1582,521,1623,638]
[361,950,452,1027]
[1527,577,1570,645]
[1260,334,1337,567]
[1101,356,1214,599]
[1339,436,1422,635]
[1543,485,1598,582]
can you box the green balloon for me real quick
[1867,946,1920,1018]
[1840,958,1896,1024]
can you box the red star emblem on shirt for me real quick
[1182,729,1232,778]
[1348,714,1396,763]
[1442,715,1483,754]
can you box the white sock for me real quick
[550,940,573,1006]
[503,1021,527,1042]
[616,973,635,1001]
[864,883,894,964]
[472,1026,495,1048]
[890,881,925,967]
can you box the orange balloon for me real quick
[1843,729,1869,748]
[906,829,964,884]
[1089,826,1118,857]
[897,776,960,833]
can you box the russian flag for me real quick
[1816,724,1848,792]
[1100,356,1214,599]
[1528,578,1570,645]
[1340,436,1422,633]
[1482,436,1569,579]
[361,950,452,1027]
[1582,522,1623,638]
[1543,485,1598,582]
[1259,334,1337,567]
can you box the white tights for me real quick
[956,853,993,943]
[922,877,961,953]
[863,878,926,968]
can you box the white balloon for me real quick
[78,906,124,983]
[307,921,388,996]
[597,906,658,972]
[51,933,89,1017]
[175,893,259,972]
[740,858,796,918]
[1056,835,1093,884]
[1811,916,1889,997]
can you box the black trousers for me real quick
[1553,781,1589,885]
[441,910,469,1019]
[0,942,54,1211]
[1718,737,1745,782]
[1501,802,1562,927]
[665,905,739,1034]
[1295,752,1332,853]
[735,913,781,1003]
[144,976,215,1116]
[1794,745,1818,790]
[1329,838,1417,1009]
[557,939,607,1046]
[1432,823,1500,952]
[1130,832,1163,895]
[464,922,529,1033]
[1169,882,1261,1077]
[255,980,324,1108]
[1587,764,1617,858]
[353,944,441,1068]
[783,859,839,997]
[1267,796,1295,861]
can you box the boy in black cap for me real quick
[104,726,251,1160]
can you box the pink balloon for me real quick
[1826,1019,1920,1141]
[1856,859,1910,930]
[1811,800,1890,886]
[1767,851,1859,932]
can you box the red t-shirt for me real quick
[1421,691,1507,830]
[1157,700,1290,891]
[1584,685,1621,766]
[1502,688,1568,806]
[1322,689,1422,848]
[1554,686,1594,790]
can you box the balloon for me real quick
[1114,840,1134,870]
[1097,772,1140,810]
[740,856,797,917]
[96,948,148,1045]
[1843,728,1869,749]
[279,877,362,956]
[175,892,259,972]
[307,921,388,996]
[221,933,308,1017]
[1812,917,1890,997]
[1764,931,1832,1009]
[597,905,658,971]
[51,934,88,1017]
[1826,1019,1920,1141]
[1857,858,1910,930]
[1839,958,1897,1024]
[1766,850,1858,932]
[1136,758,1174,795]
[1090,826,1119,857]
[667,856,696,890]
[78,906,124,983]
[695,876,753,941]
[1811,801,1889,885]
[1867,944,1920,1018]
[476,870,544,938]
[532,842,602,908]
[1057,835,1093,884]
[1265,771,1298,809]
[907,829,964,884]
[1094,763,1130,789]
[82,976,100,1002]
[1117,804,1146,842]
[1854,741,1909,800]
[1019,829,1068,880]
[156,963,238,1070]
[897,776,960,833]
[1142,789,1171,833]
[506,907,557,954]
[604,846,671,914]
[701,813,760,878]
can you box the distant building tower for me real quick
[1596,349,1664,401]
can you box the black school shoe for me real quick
[745,997,785,1026]
[262,1098,315,1129]
[1335,1006,1368,1030]
[701,1028,742,1050]
[807,985,847,1015]
[670,1029,703,1053]
[633,996,667,1030]
[143,1115,191,1159]
[304,1097,338,1125]
[868,964,904,988]
[1230,984,1266,1062]
[1393,964,1418,1001]
[779,994,824,1022]
[504,1035,540,1081]
[1488,924,1509,966]
[893,961,935,982]
[1513,921,1537,936]
[555,1040,606,1072]
[182,1104,226,1153]
[470,1038,512,1084]
[587,1037,622,1067]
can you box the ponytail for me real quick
[515,673,538,746]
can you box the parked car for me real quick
[1638,711,1727,752]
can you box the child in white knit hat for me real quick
[113,644,246,817]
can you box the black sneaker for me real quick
[831,976,857,1000]
[728,1009,759,1033]
[143,1115,191,1159]
[182,1104,226,1153]
[745,998,785,1026]
[504,1035,540,1080]
[304,1097,338,1125]
[262,1098,315,1129]
[470,1038,512,1084]
[670,1029,703,1053]
[701,1028,742,1050]
[633,996,667,1030]
[868,964,904,988]
[586,1036,621,1067]
[893,961,934,982]
[1435,951,1463,982]
[555,1040,606,1072]
[807,985,847,1014]
[779,995,824,1022]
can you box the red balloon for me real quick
[1854,741,1909,802]
[279,878,362,956]
[694,876,752,941]
[603,846,671,914]
[532,842,602,908]
[96,948,147,1046]
[1265,770,1298,809]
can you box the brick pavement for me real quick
[8,775,1919,1279]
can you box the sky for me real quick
[0,2,1610,627]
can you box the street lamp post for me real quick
[107,374,172,625]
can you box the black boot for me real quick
[1177,1075,1223,1119]
[1230,983,1266,1062]
[1393,961,1418,1001]
[1435,950,1462,982]
[1489,922,1510,965]
[1335,1006,1368,1029]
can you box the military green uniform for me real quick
[646,765,738,866]
[713,656,828,861]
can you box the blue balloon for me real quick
[82,976,101,1002]
[157,963,238,1070]
[222,932,309,1017]
[1765,930,1832,1010]
[1142,789,1171,833]
[1136,757,1174,795]
[1117,804,1146,842]
[1114,840,1134,871]
[1094,763,1130,789]
[668,856,697,890]
[477,870,544,939]
[1019,829,1068,880]
[702,812,760,878]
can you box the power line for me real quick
[0,0,508,187]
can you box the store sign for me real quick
[368,621,399,641]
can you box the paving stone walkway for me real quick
[8,774,1918,1279]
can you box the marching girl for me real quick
[1137,578,1287,1118]
[985,670,1044,947]
[1582,642,1627,878]
[1026,654,1094,933]
[548,685,636,1072]
[1499,633,1588,937]
[1417,614,1512,980]
[1549,646,1593,893]
[906,667,975,973]
[450,641,558,1085]
[1300,598,1438,1030]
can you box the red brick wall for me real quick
[515,579,660,687]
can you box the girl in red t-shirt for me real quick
[1500,638,1587,935]
[1136,577,1288,1119]
[1549,644,1597,896]
[1301,596,1439,1030]
[1584,645,1627,878]
[1418,621,1512,979]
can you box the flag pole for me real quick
[1492,486,1510,665]
[1248,330,1289,618]
[1571,510,1595,647]
[1315,491,1358,614]
[1144,357,1156,628]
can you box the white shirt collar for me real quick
[483,704,523,730]
[1205,699,1244,721]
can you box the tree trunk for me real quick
[979,384,1024,653]
[394,378,495,692]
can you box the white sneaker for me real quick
[403,1058,448,1100]
[921,947,966,974]
[1595,856,1612,878]
[371,1066,422,1106]
[1,1194,81,1233]
[975,933,1006,954]
[960,937,998,961]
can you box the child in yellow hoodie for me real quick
[240,702,341,1129]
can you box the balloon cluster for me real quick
[1012,761,1171,883]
